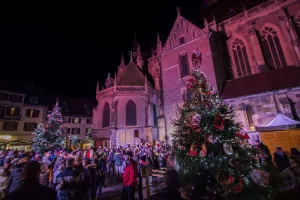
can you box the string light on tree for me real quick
[32,100,68,154]
[170,50,273,199]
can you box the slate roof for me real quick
[116,61,153,87]
[221,67,300,99]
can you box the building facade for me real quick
[93,45,162,147]
[60,97,94,144]
[0,90,48,144]
[156,0,300,143]
[93,0,300,147]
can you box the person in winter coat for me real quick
[149,169,184,200]
[0,167,8,199]
[95,154,106,197]
[274,147,290,172]
[52,162,65,189]
[7,157,29,193]
[113,149,123,179]
[7,160,56,200]
[53,151,68,173]
[106,149,115,176]
[122,154,138,200]
[55,158,81,200]
[39,162,49,186]
[82,158,97,200]
[278,156,300,200]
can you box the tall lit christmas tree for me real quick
[32,100,67,154]
[171,51,273,199]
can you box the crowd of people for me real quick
[0,141,171,200]
[0,140,299,200]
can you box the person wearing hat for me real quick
[7,157,29,193]
[278,155,300,199]
[274,146,290,172]
[39,162,49,186]
[7,161,56,200]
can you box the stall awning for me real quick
[256,113,300,132]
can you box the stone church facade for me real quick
[93,45,162,147]
[93,0,300,147]
[156,0,300,143]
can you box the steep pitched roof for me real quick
[163,13,206,52]
[116,62,152,87]
[221,67,300,99]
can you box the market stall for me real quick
[256,113,300,155]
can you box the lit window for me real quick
[30,110,34,117]
[10,108,15,115]
[73,118,81,124]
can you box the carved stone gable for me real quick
[163,16,206,52]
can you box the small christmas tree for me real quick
[71,135,81,149]
[32,123,48,153]
[32,100,68,154]
[171,51,273,199]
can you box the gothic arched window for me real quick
[245,106,254,131]
[232,38,252,77]
[260,26,287,69]
[126,100,137,126]
[153,104,158,126]
[102,102,110,128]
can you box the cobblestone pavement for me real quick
[100,175,123,200]
[100,174,165,200]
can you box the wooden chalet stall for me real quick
[6,140,32,151]
[256,113,300,156]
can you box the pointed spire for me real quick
[96,81,99,92]
[129,51,133,62]
[145,75,148,92]
[107,72,111,79]
[212,12,216,25]
[156,33,162,55]
[204,18,209,33]
[114,73,117,91]
[176,7,180,16]
[120,53,125,67]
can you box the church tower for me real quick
[132,35,143,68]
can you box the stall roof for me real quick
[256,113,300,132]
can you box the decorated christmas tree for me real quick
[171,51,273,199]
[32,100,68,154]
[71,135,81,150]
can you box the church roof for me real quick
[221,67,300,99]
[116,61,152,87]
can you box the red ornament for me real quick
[214,114,224,130]
[242,133,250,140]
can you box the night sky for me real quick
[0,0,254,99]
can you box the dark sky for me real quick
[0,0,253,99]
